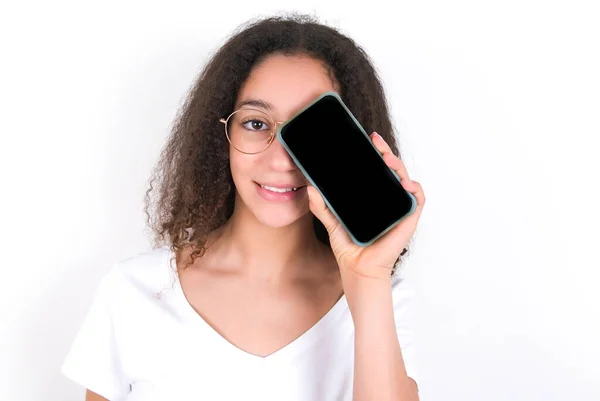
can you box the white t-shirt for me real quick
[61,246,418,401]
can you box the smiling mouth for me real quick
[259,184,301,193]
[255,182,307,192]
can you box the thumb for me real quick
[306,185,341,235]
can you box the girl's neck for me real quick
[196,203,335,287]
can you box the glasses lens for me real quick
[226,109,274,153]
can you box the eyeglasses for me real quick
[219,108,286,154]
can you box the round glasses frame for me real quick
[219,108,287,155]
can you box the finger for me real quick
[370,132,393,154]
[373,135,424,207]
[371,132,411,181]
[382,151,411,184]
[403,179,425,206]
[399,178,426,216]
[306,185,340,234]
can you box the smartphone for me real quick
[276,91,417,247]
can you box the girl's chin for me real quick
[248,203,310,228]
[255,211,306,228]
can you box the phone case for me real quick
[276,91,418,247]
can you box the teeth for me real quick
[261,185,297,193]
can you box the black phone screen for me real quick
[278,93,414,244]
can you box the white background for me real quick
[1,1,598,400]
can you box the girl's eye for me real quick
[242,119,270,131]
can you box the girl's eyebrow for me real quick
[235,98,274,111]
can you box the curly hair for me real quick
[144,12,411,277]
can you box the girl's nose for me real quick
[265,135,298,171]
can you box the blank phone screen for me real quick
[278,94,414,244]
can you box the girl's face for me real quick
[229,53,338,228]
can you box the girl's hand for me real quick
[307,132,426,283]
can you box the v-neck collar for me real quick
[163,247,348,366]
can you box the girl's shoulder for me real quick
[99,245,177,303]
